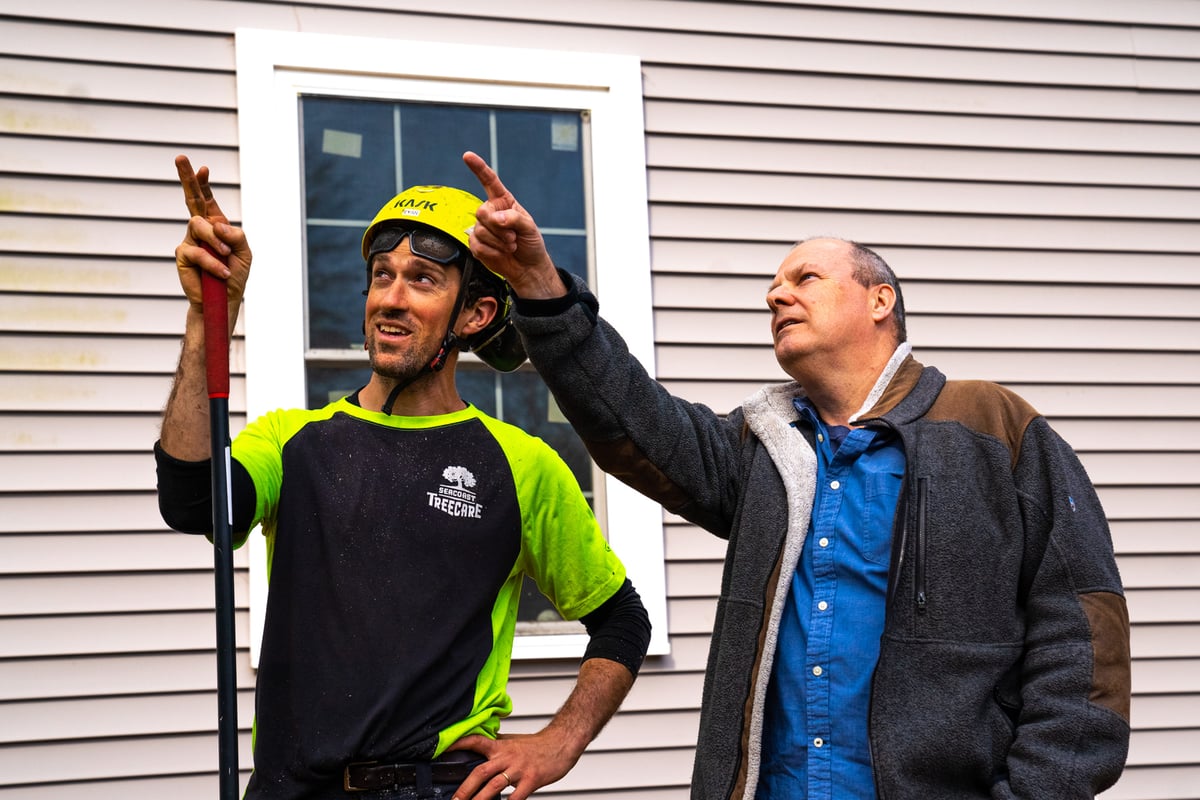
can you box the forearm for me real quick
[544,658,634,757]
[160,306,213,460]
[160,300,240,460]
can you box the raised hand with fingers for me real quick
[174,155,252,310]
[462,150,567,301]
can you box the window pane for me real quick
[301,96,396,221]
[306,363,372,409]
[398,104,492,190]
[494,109,586,231]
[306,224,367,351]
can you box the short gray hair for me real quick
[795,237,907,344]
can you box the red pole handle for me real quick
[200,245,230,398]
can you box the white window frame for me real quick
[234,28,667,663]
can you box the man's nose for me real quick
[379,279,411,309]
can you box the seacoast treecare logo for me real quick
[428,465,484,519]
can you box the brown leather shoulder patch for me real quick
[925,381,1040,469]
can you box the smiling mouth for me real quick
[376,322,412,336]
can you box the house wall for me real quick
[1,1,1197,797]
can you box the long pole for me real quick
[201,263,240,799]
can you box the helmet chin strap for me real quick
[379,259,475,416]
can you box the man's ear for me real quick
[870,283,896,324]
[458,295,499,337]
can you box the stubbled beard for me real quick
[365,330,443,385]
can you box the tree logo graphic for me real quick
[442,465,477,490]
[428,465,483,519]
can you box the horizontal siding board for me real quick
[664,525,730,561]
[0,652,257,702]
[645,101,1200,155]
[0,491,178,534]
[1110,520,1200,554]
[0,56,234,108]
[0,571,251,615]
[0,610,251,658]
[0,135,238,187]
[1126,591,1200,624]
[0,254,185,297]
[644,65,1200,123]
[0,96,239,147]
[1051,420,1200,452]
[647,135,1200,188]
[668,597,718,635]
[0,413,173,452]
[0,20,231,70]
[651,241,1200,285]
[1126,728,1200,767]
[0,773,256,800]
[0,216,236,260]
[0,295,189,336]
[0,375,247,414]
[1117,555,1200,588]
[765,0,1200,28]
[649,169,1200,220]
[1130,625,1200,658]
[1101,764,1200,800]
[650,205,1200,252]
[665,561,726,599]
[0,336,246,374]
[0,532,240,573]
[0,690,256,744]
[1096,487,1199,521]
[640,633,713,674]
[0,175,235,223]
[0,731,253,788]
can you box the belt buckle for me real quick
[344,760,386,792]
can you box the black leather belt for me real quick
[344,753,483,792]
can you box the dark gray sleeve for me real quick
[154,440,256,536]
[579,578,651,677]
[513,272,745,537]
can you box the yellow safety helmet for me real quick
[361,185,526,376]
[361,184,480,262]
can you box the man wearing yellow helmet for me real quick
[155,157,651,800]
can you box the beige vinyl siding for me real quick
[1,1,1197,798]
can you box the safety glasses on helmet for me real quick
[367,225,463,266]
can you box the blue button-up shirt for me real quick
[756,399,905,800]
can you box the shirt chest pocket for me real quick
[860,468,904,567]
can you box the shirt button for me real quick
[818,600,828,611]
[817,433,824,443]
[812,665,823,676]
[814,737,824,748]
[830,480,840,490]
[819,537,829,548]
